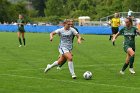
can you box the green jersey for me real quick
[17,19,25,32]
[119,26,137,51]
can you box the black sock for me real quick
[129,56,134,68]
[59,60,67,67]
[19,38,22,45]
[23,38,25,45]
[122,63,129,71]
[109,35,112,40]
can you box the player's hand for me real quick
[77,39,81,44]
[81,37,84,41]
[50,37,53,42]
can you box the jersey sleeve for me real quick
[119,28,124,35]
[54,28,61,34]
[71,28,78,35]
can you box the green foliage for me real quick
[0,0,29,23]
[30,0,46,17]
[45,0,64,16]
[1,0,140,23]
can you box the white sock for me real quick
[68,61,75,75]
[50,61,58,68]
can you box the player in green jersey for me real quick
[112,17,140,74]
[17,14,26,47]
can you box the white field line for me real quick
[0,73,140,90]
[8,63,123,72]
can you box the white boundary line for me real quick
[0,73,140,90]
[8,63,123,72]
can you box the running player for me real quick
[112,17,140,74]
[56,19,84,70]
[109,13,120,46]
[44,19,82,79]
[17,14,26,47]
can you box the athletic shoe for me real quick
[56,66,61,70]
[72,74,77,79]
[129,68,135,74]
[19,45,22,47]
[44,64,51,73]
[120,70,125,75]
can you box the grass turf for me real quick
[0,32,140,93]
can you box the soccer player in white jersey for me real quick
[56,19,84,70]
[44,19,82,79]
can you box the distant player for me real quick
[56,19,84,70]
[44,19,82,79]
[128,9,133,17]
[17,14,26,47]
[112,17,140,74]
[109,13,120,46]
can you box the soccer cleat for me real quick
[19,45,22,47]
[120,70,125,75]
[129,68,135,74]
[44,64,51,73]
[72,74,77,79]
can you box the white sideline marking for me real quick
[8,63,123,71]
[0,73,140,90]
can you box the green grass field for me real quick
[1,32,140,93]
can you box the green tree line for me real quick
[1,0,140,23]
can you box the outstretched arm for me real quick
[136,30,140,35]
[75,34,82,44]
[50,31,56,41]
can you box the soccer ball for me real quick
[83,71,92,80]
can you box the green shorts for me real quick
[123,45,135,53]
[18,28,25,32]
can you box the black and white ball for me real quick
[83,71,92,80]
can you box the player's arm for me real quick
[136,30,140,35]
[50,31,56,41]
[75,34,82,44]
[112,32,120,42]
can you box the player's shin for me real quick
[68,61,75,75]
[23,38,25,46]
[122,63,129,71]
[19,38,22,45]
[50,61,58,68]
[129,56,134,68]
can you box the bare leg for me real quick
[63,52,76,79]
[17,32,22,46]
[21,32,25,46]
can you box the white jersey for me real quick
[55,27,78,50]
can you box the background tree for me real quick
[30,0,46,17]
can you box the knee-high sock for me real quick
[50,61,58,68]
[129,56,134,68]
[68,61,75,75]
[122,63,129,71]
[23,38,25,45]
[109,35,112,40]
[18,38,22,45]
